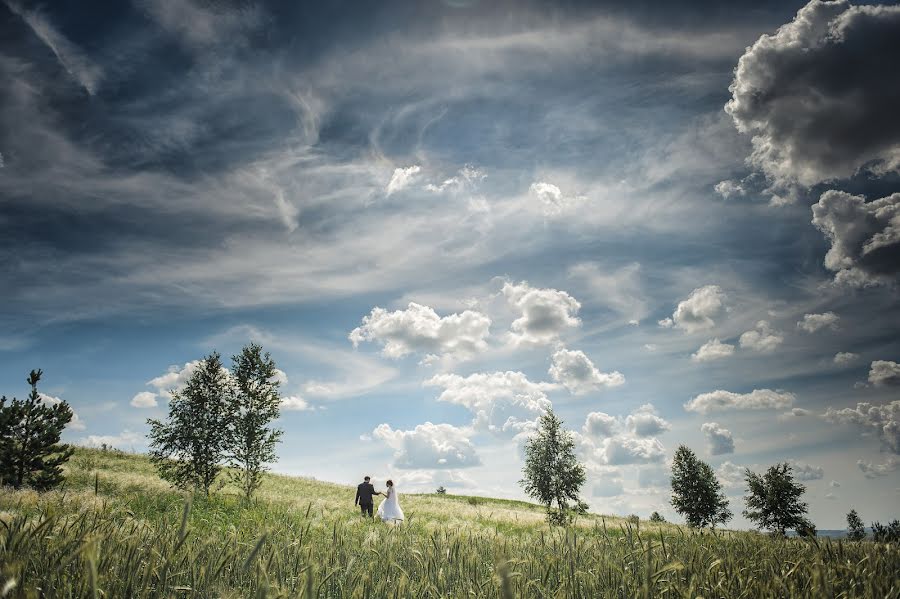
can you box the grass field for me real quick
[1,447,898,598]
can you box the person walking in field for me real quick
[355,475,381,518]
[376,479,404,523]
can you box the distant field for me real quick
[1,447,897,598]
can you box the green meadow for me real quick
[1,447,897,598]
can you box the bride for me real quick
[376,479,404,523]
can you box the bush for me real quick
[436,486,447,495]
[649,511,666,523]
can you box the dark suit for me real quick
[356,482,377,517]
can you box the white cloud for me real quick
[349,302,491,360]
[37,393,85,430]
[691,338,735,362]
[825,492,837,501]
[701,422,735,455]
[685,388,795,414]
[146,360,204,399]
[797,312,839,333]
[625,404,670,437]
[725,0,900,190]
[714,179,746,199]
[391,469,478,492]
[386,165,421,195]
[663,285,726,333]
[778,407,812,421]
[789,460,824,481]
[834,352,860,365]
[502,281,581,345]
[424,165,485,193]
[812,191,900,286]
[830,480,840,488]
[869,360,900,387]
[549,347,624,395]
[824,400,900,454]
[739,320,784,353]
[857,457,899,479]
[592,473,625,497]
[716,461,746,490]
[424,371,552,436]
[130,391,158,409]
[583,412,619,439]
[567,261,647,324]
[281,395,313,411]
[529,181,586,216]
[81,429,144,449]
[599,435,666,466]
[372,422,480,469]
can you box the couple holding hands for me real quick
[355,476,405,523]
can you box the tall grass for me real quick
[0,447,897,598]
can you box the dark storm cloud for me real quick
[726,0,900,190]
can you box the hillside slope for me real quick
[1,447,897,598]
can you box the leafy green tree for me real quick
[846,509,866,541]
[670,445,732,528]
[0,370,74,491]
[519,409,586,525]
[227,343,284,500]
[742,462,811,536]
[649,511,666,523]
[435,486,447,495]
[148,353,232,495]
[871,520,900,544]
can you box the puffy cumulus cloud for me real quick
[385,165,421,195]
[778,407,812,421]
[372,422,480,469]
[823,400,900,453]
[812,191,900,286]
[81,429,143,449]
[789,460,825,481]
[280,395,313,411]
[857,456,899,479]
[869,360,900,386]
[548,347,624,395]
[583,412,619,439]
[701,422,735,455]
[797,312,840,333]
[691,338,735,363]
[599,435,666,466]
[424,371,552,436]
[38,393,85,430]
[739,320,784,353]
[130,391,158,408]
[502,281,581,345]
[625,404,670,437]
[834,352,860,365]
[147,360,204,399]
[661,285,726,333]
[529,181,585,216]
[713,179,746,200]
[349,302,491,360]
[725,1,900,190]
[685,388,795,414]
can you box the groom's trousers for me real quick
[359,502,373,517]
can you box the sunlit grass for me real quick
[0,446,897,597]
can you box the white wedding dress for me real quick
[377,486,404,522]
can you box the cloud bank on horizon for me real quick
[0,0,898,528]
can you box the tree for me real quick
[742,462,811,536]
[435,486,447,495]
[0,370,74,491]
[871,520,900,544]
[227,343,284,500]
[649,511,666,523]
[148,353,232,495]
[519,409,586,525]
[670,445,732,528]
[846,509,866,541]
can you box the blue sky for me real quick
[1,0,899,528]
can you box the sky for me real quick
[1,0,899,529]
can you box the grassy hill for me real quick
[1,447,898,598]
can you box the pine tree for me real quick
[846,509,866,541]
[520,409,586,525]
[742,462,811,536]
[227,343,284,500]
[148,353,232,495]
[670,445,732,528]
[0,370,74,491]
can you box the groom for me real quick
[355,475,382,518]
